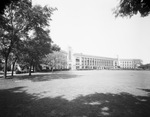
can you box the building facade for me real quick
[118,59,143,69]
[67,47,143,70]
[72,53,115,70]
[42,47,143,71]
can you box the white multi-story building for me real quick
[67,47,143,70]
[42,47,143,71]
[118,59,142,69]
[72,53,115,70]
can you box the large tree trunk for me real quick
[33,65,35,73]
[29,61,32,76]
[4,57,8,78]
[35,65,40,72]
[51,66,53,72]
[11,58,17,77]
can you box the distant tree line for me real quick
[0,0,60,78]
[138,64,150,70]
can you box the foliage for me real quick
[21,5,55,75]
[21,29,52,70]
[0,0,32,78]
[42,50,68,71]
[41,44,61,71]
[51,44,61,52]
[0,0,57,77]
[114,0,150,17]
[0,0,20,14]
[139,64,150,70]
[0,0,31,57]
[42,53,57,70]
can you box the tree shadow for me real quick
[73,92,150,117]
[138,88,150,96]
[8,73,81,82]
[0,87,150,117]
[0,87,38,117]
[139,88,150,93]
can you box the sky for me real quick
[33,0,150,64]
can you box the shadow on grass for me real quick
[139,88,150,93]
[138,88,150,96]
[0,87,150,117]
[8,72,81,82]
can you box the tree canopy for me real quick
[0,0,56,77]
[114,0,150,17]
[0,0,32,78]
[0,0,27,14]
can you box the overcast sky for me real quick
[33,0,150,64]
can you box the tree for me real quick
[0,0,32,78]
[23,30,52,76]
[42,53,57,72]
[51,44,61,52]
[114,0,150,17]
[139,64,150,70]
[0,0,20,14]
[20,5,55,76]
[0,0,56,78]
[42,44,61,72]
[9,39,25,76]
[42,52,61,72]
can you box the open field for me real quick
[0,70,150,117]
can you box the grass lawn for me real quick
[0,71,150,117]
